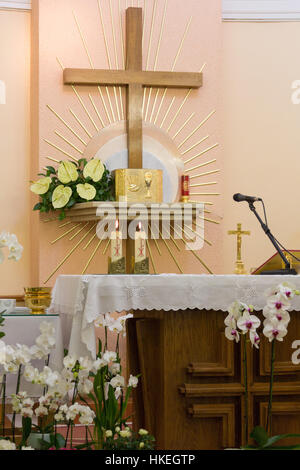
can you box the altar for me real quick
[50,273,300,450]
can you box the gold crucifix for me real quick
[228,223,250,275]
[63,7,202,169]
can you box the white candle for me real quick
[111,220,122,262]
[135,222,146,263]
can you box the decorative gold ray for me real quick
[190,181,217,188]
[194,216,220,226]
[119,0,125,70]
[181,135,209,156]
[44,224,97,284]
[172,112,195,139]
[46,104,87,147]
[142,0,158,117]
[42,217,60,223]
[142,0,147,49]
[77,7,113,124]
[169,232,181,251]
[69,108,93,139]
[72,86,99,132]
[158,229,184,274]
[166,63,206,133]
[172,16,192,70]
[190,192,220,196]
[103,238,111,255]
[51,224,82,245]
[160,96,175,128]
[69,222,90,241]
[88,93,105,128]
[153,89,167,126]
[148,223,162,256]
[118,0,125,119]
[46,156,60,164]
[54,131,84,155]
[190,169,220,179]
[109,0,121,121]
[174,221,212,247]
[154,16,192,125]
[57,56,100,132]
[189,200,214,205]
[146,239,157,274]
[167,89,191,132]
[59,221,72,228]
[178,110,216,149]
[146,0,157,71]
[83,231,98,251]
[82,237,104,275]
[44,140,79,162]
[184,143,219,165]
[173,225,213,274]
[146,0,168,122]
[185,158,217,173]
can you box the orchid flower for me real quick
[237,311,261,334]
[263,317,288,342]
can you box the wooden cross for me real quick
[63,7,202,169]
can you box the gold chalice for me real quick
[24,287,52,315]
[144,171,153,199]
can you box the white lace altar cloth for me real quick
[49,274,300,358]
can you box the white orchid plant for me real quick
[0,231,23,341]
[0,231,23,265]
[0,314,154,450]
[225,282,300,449]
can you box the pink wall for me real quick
[0,10,31,295]
[221,22,300,274]
[31,0,223,287]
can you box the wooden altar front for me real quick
[127,308,300,450]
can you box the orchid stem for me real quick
[266,340,276,435]
[12,365,22,442]
[1,374,6,436]
[243,335,249,442]
[105,327,108,351]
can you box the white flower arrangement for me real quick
[224,282,300,444]
[0,231,23,264]
[0,313,147,450]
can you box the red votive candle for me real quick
[181,175,190,203]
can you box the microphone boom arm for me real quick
[248,201,293,273]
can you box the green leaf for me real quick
[59,210,66,220]
[0,332,5,339]
[33,202,42,211]
[250,426,269,447]
[46,166,56,175]
[98,339,102,357]
[55,433,66,450]
[21,417,32,445]
[263,433,300,448]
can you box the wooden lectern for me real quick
[252,250,300,275]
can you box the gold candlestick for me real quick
[228,223,250,275]
[108,220,126,274]
[133,222,149,274]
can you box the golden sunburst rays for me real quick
[42,203,219,282]
[40,0,220,280]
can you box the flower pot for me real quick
[27,432,52,450]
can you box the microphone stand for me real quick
[248,201,297,275]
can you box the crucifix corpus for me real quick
[228,223,250,275]
[63,7,203,169]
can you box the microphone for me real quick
[233,193,262,203]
